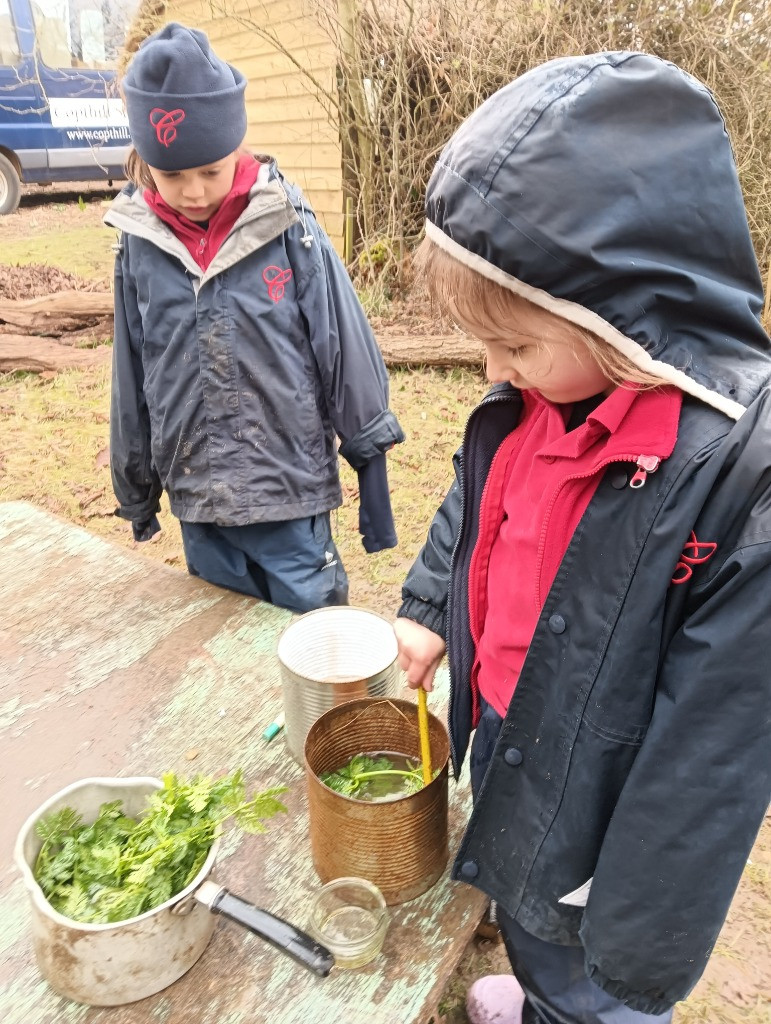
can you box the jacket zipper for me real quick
[629,454,661,488]
[448,387,665,768]
[447,390,515,772]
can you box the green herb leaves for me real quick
[33,771,287,925]
[320,753,436,801]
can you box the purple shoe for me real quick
[466,974,526,1024]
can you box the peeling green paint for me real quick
[2,976,89,1024]
[0,887,31,957]
[150,997,173,1021]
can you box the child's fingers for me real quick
[399,653,438,691]
[394,618,445,691]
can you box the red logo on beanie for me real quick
[263,266,293,302]
[149,107,186,147]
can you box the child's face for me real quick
[470,302,613,403]
[148,152,239,222]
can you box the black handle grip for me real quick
[210,888,335,977]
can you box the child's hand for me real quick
[393,617,446,692]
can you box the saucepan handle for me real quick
[195,879,334,977]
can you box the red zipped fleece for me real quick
[143,154,262,270]
[468,384,682,721]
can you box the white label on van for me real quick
[49,98,128,128]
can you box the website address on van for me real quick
[65,127,131,143]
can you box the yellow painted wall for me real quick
[166,0,343,250]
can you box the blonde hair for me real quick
[124,147,155,189]
[413,236,667,389]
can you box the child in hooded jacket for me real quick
[395,53,771,1024]
[106,23,404,613]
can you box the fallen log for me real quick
[0,334,111,373]
[0,292,487,373]
[376,331,485,369]
[0,291,113,334]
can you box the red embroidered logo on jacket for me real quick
[671,531,718,584]
[263,266,293,302]
[149,108,185,147]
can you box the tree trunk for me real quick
[0,291,114,335]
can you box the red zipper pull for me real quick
[629,455,661,489]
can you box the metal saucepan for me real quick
[14,776,334,1006]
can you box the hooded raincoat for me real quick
[399,52,771,1014]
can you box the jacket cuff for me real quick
[132,514,162,542]
[339,409,405,470]
[397,596,446,638]
[114,497,161,523]
[358,454,397,553]
[584,962,675,1017]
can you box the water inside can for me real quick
[321,750,425,802]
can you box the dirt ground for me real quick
[0,190,769,1023]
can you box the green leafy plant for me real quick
[77,195,87,212]
[320,753,437,800]
[33,771,287,925]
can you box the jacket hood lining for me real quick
[425,221,744,421]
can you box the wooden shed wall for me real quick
[166,0,343,250]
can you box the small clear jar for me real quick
[307,877,389,969]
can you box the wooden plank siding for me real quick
[167,0,344,250]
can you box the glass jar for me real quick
[307,877,389,969]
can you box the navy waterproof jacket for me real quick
[400,53,771,1014]
[104,165,403,535]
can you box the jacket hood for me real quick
[426,51,771,419]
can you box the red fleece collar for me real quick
[527,384,681,463]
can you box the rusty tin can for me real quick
[304,697,450,904]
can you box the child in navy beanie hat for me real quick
[105,23,404,614]
[122,22,247,171]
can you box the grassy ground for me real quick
[1,190,768,1023]
[1,187,118,280]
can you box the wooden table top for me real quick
[0,501,484,1024]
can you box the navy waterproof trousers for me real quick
[180,513,349,613]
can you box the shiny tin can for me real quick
[277,606,399,762]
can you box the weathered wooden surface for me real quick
[0,333,111,372]
[0,501,485,1024]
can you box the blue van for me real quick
[0,0,138,214]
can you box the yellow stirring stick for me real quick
[417,686,433,785]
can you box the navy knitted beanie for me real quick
[122,22,247,171]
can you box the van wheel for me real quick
[0,154,22,215]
